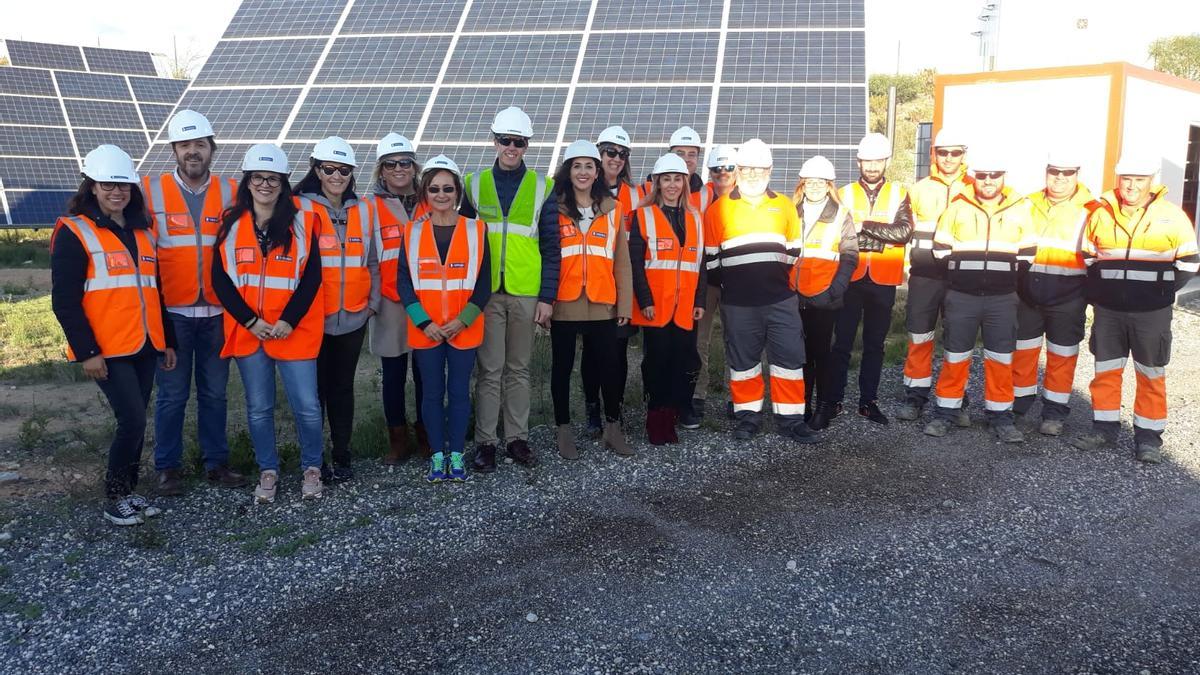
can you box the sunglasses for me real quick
[975,171,1005,180]
[710,165,736,174]
[249,174,282,187]
[318,164,353,176]
[97,182,132,192]
[936,149,965,158]
[495,136,528,148]
[381,159,414,170]
[602,148,629,160]
[1046,168,1078,177]
[426,185,457,194]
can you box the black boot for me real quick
[808,401,842,431]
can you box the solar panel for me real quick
[54,71,133,101]
[82,47,159,77]
[6,40,86,71]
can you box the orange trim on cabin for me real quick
[1103,64,1127,193]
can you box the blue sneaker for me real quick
[426,452,447,483]
[449,452,470,482]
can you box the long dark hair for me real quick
[215,173,298,254]
[597,142,633,187]
[65,177,149,228]
[553,157,609,221]
[294,158,357,201]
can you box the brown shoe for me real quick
[414,422,432,459]
[384,426,412,465]
[157,468,186,497]
[206,465,248,488]
[556,424,579,460]
[603,421,635,457]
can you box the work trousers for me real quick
[1087,305,1172,447]
[641,323,700,414]
[800,305,838,408]
[828,278,897,405]
[934,290,1018,426]
[317,324,366,465]
[722,297,807,432]
[153,313,230,472]
[96,346,158,498]
[380,354,424,428]
[1012,296,1087,420]
[902,274,947,407]
[693,285,723,401]
[474,293,537,445]
[552,319,620,425]
[413,343,477,456]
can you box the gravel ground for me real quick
[3,302,1200,674]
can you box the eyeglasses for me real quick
[249,174,282,187]
[710,165,736,174]
[381,159,414,170]
[1046,168,1078,177]
[935,149,965,158]
[96,182,132,192]
[602,148,629,160]
[318,164,353,177]
[738,166,770,176]
[426,185,457,194]
[975,171,1005,180]
[495,136,528,148]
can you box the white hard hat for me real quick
[421,154,461,178]
[799,155,836,181]
[735,138,773,168]
[167,109,215,143]
[856,133,893,161]
[969,147,1007,173]
[706,144,737,168]
[491,106,534,138]
[597,125,632,149]
[651,153,689,176]
[669,126,702,148]
[1046,148,1082,169]
[1114,153,1159,176]
[376,133,415,160]
[82,145,138,184]
[563,140,600,162]
[933,128,967,148]
[311,136,357,167]
[242,144,289,173]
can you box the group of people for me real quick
[48,106,1197,526]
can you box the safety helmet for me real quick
[167,109,215,143]
[799,155,836,181]
[1046,148,1083,169]
[668,126,702,149]
[421,154,461,178]
[933,128,967,149]
[856,133,893,161]
[706,144,737,168]
[651,153,689,176]
[597,125,632,149]
[82,145,138,183]
[311,136,357,167]
[242,144,289,173]
[563,140,601,162]
[491,106,534,138]
[735,138,773,169]
[376,133,415,160]
[1114,154,1159,176]
[969,147,1007,173]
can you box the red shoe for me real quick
[646,408,670,445]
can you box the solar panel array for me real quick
[0,40,189,226]
[140,0,866,194]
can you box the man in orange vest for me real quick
[143,110,244,495]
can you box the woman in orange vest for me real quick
[50,145,177,526]
[630,154,706,445]
[550,140,634,459]
[294,136,378,482]
[397,156,491,483]
[368,132,429,464]
[211,144,326,503]
[791,156,858,428]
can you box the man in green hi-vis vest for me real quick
[460,106,561,472]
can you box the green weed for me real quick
[271,532,319,557]
[130,522,168,550]
[0,295,86,384]
[17,411,50,450]
[63,550,83,566]
[0,593,44,621]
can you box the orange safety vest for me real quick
[143,174,236,307]
[613,182,641,232]
[219,211,324,361]
[404,214,487,350]
[840,180,907,286]
[631,203,704,330]
[372,195,410,303]
[52,215,165,361]
[791,201,849,297]
[297,196,373,316]
[557,206,621,305]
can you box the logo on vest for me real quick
[104,252,133,271]
[656,239,675,252]
[381,226,401,240]
[349,237,362,244]
[205,216,219,223]
[167,215,190,231]
[274,255,293,262]
[141,256,157,264]
[478,205,501,220]
[235,248,257,264]
[449,262,466,269]
[560,225,578,238]
[319,235,338,250]
[418,258,440,273]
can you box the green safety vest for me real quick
[466,168,552,297]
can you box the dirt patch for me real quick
[0,269,51,294]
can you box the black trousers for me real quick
[828,278,897,405]
[380,353,424,427]
[95,346,158,498]
[317,324,367,464]
[641,323,699,412]
[800,306,838,407]
[552,319,620,425]
[582,324,634,408]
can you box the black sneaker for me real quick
[783,421,820,445]
[691,398,706,419]
[858,401,889,425]
[103,497,144,526]
[506,439,536,467]
[127,494,162,518]
[472,444,498,473]
[733,420,759,440]
[332,463,354,482]
[678,409,701,430]
[585,401,603,437]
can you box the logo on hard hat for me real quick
[113,175,130,180]
[334,150,347,156]
[183,125,197,131]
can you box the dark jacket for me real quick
[853,180,915,252]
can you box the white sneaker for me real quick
[301,467,323,500]
[254,470,278,504]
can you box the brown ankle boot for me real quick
[603,421,634,457]
[384,426,411,465]
[414,422,432,459]
[556,424,579,460]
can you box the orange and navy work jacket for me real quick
[403,214,488,350]
[631,203,704,330]
[1019,185,1100,307]
[839,180,909,286]
[297,196,374,316]
[909,166,972,279]
[933,186,1036,296]
[703,189,803,307]
[143,173,236,308]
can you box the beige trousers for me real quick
[474,293,538,445]
[694,285,722,400]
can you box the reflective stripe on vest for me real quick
[299,197,373,315]
[144,173,235,307]
[841,181,907,286]
[467,169,550,296]
[372,195,410,303]
[632,204,703,330]
[405,215,486,349]
[792,204,847,297]
[557,206,620,305]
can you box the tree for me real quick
[0,57,9,66]
[1148,34,1200,81]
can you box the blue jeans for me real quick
[413,343,477,455]
[154,313,230,471]
[235,348,324,472]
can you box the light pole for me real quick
[972,1,1002,71]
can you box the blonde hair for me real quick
[371,152,420,190]
[792,178,840,206]
[637,173,701,222]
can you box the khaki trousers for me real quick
[474,293,537,445]
[693,285,722,400]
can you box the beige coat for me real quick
[552,195,634,322]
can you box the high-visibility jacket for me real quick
[219,211,324,360]
[631,204,704,330]
[840,180,908,286]
[909,167,972,279]
[404,214,487,350]
[557,206,621,305]
[933,186,1036,296]
[53,215,165,361]
[372,195,411,303]
[703,188,803,307]
[1082,186,1199,312]
[466,169,551,297]
[791,200,851,297]
[613,182,641,232]
[142,174,236,308]
[1020,185,1100,306]
[297,196,373,316]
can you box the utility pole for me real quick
[971,1,1002,71]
